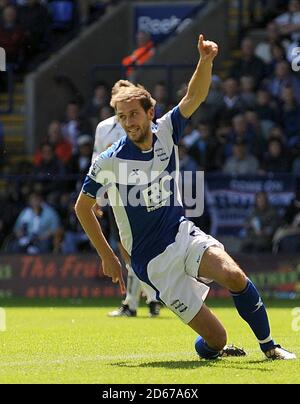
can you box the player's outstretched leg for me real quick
[199,247,296,360]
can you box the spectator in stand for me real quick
[86,83,111,131]
[33,143,66,200]
[0,0,10,22]
[292,153,300,174]
[255,89,279,138]
[85,81,110,119]
[274,0,300,61]
[218,78,246,121]
[122,31,155,78]
[266,124,287,143]
[244,109,267,159]
[178,141,198,173]
[279,85,300,140]
[18,0,51,63]
[273,187,300,253]
[227,114,259,158]
[261,137,289,173]
[61,100,92,153]
[91,105,115,133]
[283,189,300,225]
[242,192,279,253]
[0,5,25,67]
[213,124,234,171]
[248,0,287,26]
[34,120,72,165]
[230,37,266,87]
[98,105,114,121]
[60,193,90,253]
[152,82,168,120]
[67,134,93,192]
[0,185,22,249]
[240,76,257,109]
[204,75,224,121]
[266,42,288,75]
[223,138,260,176]
[34,143,66,177]
[11,191,60,254]
[255,22,289,64]
[266,60,300,104]
[184,121,219,171]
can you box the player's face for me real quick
[116,99,154,146]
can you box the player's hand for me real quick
[102,252,126,294]
[92,203,104,219]
[198,34,218,62]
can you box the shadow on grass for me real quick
[111,359,272,372]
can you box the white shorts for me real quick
[146,220,224,324]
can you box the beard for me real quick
[127,122,151,145]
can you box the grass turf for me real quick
[0,298,299,384]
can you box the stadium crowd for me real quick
[0,0,120,75]
[1,0,300,254]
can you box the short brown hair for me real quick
[110,84,156,112]
[111,80,135,97]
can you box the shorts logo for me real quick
[171,299,188,313]
[190,228,202,237]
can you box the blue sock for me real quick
[231,279,275,352]
[195,336,220,359]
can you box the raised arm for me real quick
[179,34,219,119]
[75,191,125,294]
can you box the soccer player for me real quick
[93,80,161,317]
[76,35,296,360]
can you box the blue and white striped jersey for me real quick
[82,106,189,282]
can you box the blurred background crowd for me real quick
[1,0,300,256]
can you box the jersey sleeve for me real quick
[81,152,113,199]
[157,106,189,145]
[93,122,105,154]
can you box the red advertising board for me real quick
[0,254,300,299]
[0,255,120,299]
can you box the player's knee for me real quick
[225,267,247,292]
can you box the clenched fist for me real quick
[198,34,219,62]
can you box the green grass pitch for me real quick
[0,298,299,384]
